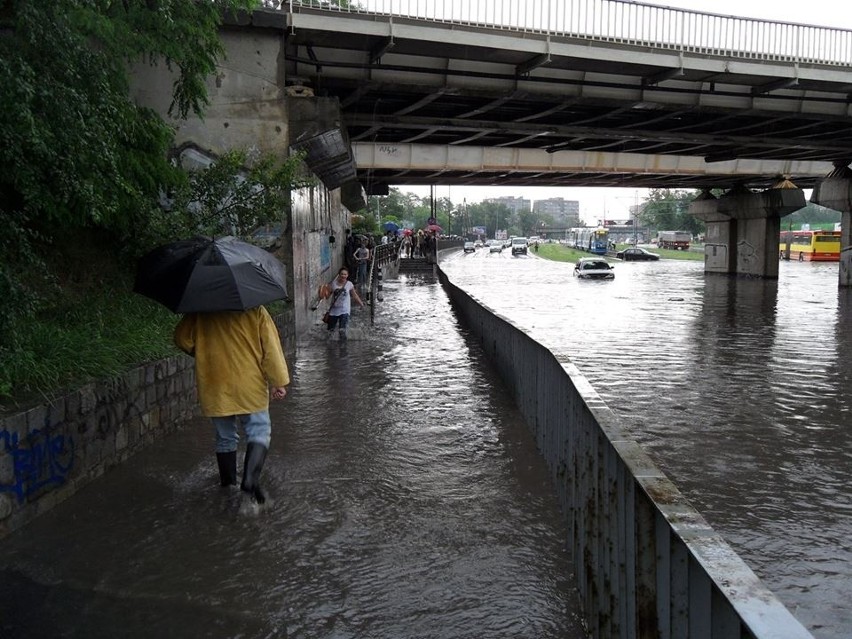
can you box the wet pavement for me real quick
[0,274,589,639]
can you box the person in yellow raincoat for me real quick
[174,306,289,505]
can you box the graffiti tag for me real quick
[0,423,75,503]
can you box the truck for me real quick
[656,231,691,250]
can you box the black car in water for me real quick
[615,247,660,261]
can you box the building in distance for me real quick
[483,196,531,215]
[533,197,580,226]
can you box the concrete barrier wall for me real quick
[0,355,197,539]
[437,266,813,639]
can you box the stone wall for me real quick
[0,355,197,539]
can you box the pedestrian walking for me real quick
[323,267,365,340]
[173,306,290,506]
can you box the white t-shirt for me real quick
[328,279,354,316]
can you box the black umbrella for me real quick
[133,236,288,313]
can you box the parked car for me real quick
[463,241,476,253]
[616,247,660,261]
[574,257,614,279]
[488,240,503,253]
[511,237,528,255]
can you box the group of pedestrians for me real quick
[400,230,437,261]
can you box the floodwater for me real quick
[441,247,852,638]
[0,276,589,639]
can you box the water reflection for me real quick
[441,251,851,638]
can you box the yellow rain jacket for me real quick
[173,307,290,417]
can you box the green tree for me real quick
[367,189,407,222]
[0,0,256,234]
[138,149,313,249]
[0,0,258,353]
[639,188,705,236]
[782,202,840,229]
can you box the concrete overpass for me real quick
[131,0,852,328]
[268,1,852,190]
[261,0,852,282]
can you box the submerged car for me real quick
[488,240,503,253]
[574,257,614,279]
[616,247,660,261]
[463,241,476,253]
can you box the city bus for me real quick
[779,230,841,262]
[567,227,609,255]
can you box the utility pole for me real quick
[634,189,639,245]
[463,198,467,238]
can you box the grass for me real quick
[534,242,705,263]
[1,282,179,409]
[0,226,296,411]
[650,245,705,261]
[534,243,589,262]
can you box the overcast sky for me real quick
[395,1,846,223]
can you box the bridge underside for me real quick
[353,142,834,190]
[259,7,852,193]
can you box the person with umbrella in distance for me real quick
[134,236,291,506]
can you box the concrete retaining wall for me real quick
[0,355,197,539]
[437,266,813,639]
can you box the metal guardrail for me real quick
[366,241,400,325]
[281,0,852,66]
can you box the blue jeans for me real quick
[327,313,350,336]
[357,262,368,285]
[211,410,271,452]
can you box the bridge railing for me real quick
[281,0,852,66]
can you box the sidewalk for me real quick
[0,275,589,639]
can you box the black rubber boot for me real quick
[241,442,269,504]
[216,451,237,487]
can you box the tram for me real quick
[779,230,840,262]
[567,227,609,255]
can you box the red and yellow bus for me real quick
[779,230,841,262]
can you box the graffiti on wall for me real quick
[321,234,331,272]
[0,422,75,503]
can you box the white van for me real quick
[511,237,528,255]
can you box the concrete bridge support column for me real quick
[811,162,852,287]
[690,190,736,275]
[690,184,805,278]
[734,215,782,278]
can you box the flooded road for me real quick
[0,277,588,639]
[441,248,852,638]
